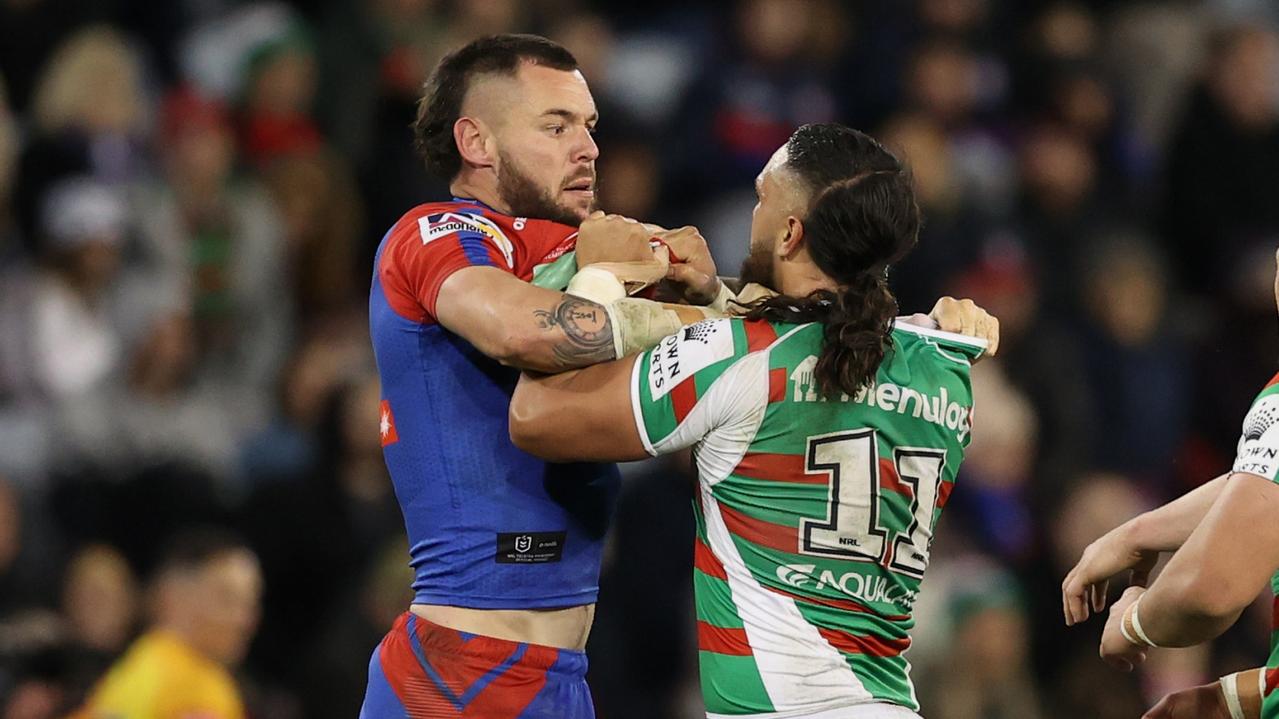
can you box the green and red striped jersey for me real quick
[1230,373,1279,719]
[629,317,985,717]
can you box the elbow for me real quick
[508,388,553,458]
[490,328,553,371]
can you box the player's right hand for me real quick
[1062,522,1160,626]
[928,297,1000,358]
[1142,683,1232,719]
[657,225,720,305]
[576,211,659,267]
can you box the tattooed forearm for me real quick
[533,296,617,368]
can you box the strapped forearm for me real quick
[567,265,722,357]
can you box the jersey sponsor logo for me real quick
[789,355,973,441]
[647,319,734,400]
[1235,395,1279,478]
[1244,394,1279,441]
[417,211,515,267]
[775,563,918,610]
[495,531,566,563]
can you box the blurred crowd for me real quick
[1,0,1278,717]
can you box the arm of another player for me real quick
[1063,473,1231,625]
[508,353,648,462]
[1142,669,1268,719]
[1098,472,1279,668]
[512,318,755,463]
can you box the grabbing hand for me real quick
[657,225,720,305]
[928,297,1000,357]
[1142,683,1232,719]
[1099,586,1149,671]
[576,211,658,268]
[1062,522,1160,626]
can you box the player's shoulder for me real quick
[392,201,577,267]
[891,322,988,365]
[1232,372,1279,481]
[1240,373,1279,442]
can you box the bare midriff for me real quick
[410,603,596,651]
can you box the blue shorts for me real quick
[359,612,593,719]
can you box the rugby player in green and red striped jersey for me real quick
[508,124,993,719]
[1062,251,1279,719]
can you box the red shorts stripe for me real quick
[371,613,586,719]
[1266,667,1279,696]
[744,320,779,353]
[697,621,753,656]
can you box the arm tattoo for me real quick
[533,296,616,368]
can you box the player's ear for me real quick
[778,215,806,259]
[454,116,495,169]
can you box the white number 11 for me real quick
[799,430,946,579]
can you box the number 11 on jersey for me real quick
[799,430,946,579]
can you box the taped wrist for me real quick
[708,281,737,315]
[605,298,719,357]
[567,266,627,304]
[1219,669,1264,719]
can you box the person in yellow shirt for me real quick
[72,528,263,719]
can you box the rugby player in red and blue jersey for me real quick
[361,35,676,719]
[362,33,1000,719]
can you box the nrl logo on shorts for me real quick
[515,535,533,553]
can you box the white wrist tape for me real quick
[604,298,695,357]
[566,266,627,304]
[1130,598,1158,648]
[1221,672,1246,719]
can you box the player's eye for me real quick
[586,124,598,135]
[547,124,566,136]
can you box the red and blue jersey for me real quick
[369,197,620,610]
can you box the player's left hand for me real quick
[929,297,1000,357]
[657,225,720,305]
[576,211,659,267]
[1099,586,1149,671]
[1062,522,1159,626]
[1142,682,1232,719]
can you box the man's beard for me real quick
[738,244,777,290]
[496,151,594,226]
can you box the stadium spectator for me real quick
[72,528,262,719]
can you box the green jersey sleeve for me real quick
[629,318,771,456]
[1232,374,1279,482]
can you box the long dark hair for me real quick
[746,124,921,398]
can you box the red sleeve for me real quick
[520,218,579,269]
[379,210,515,322]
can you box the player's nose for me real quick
[574,127,599,163]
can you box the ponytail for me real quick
[744,123,920,399]
[743,270,897,399]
